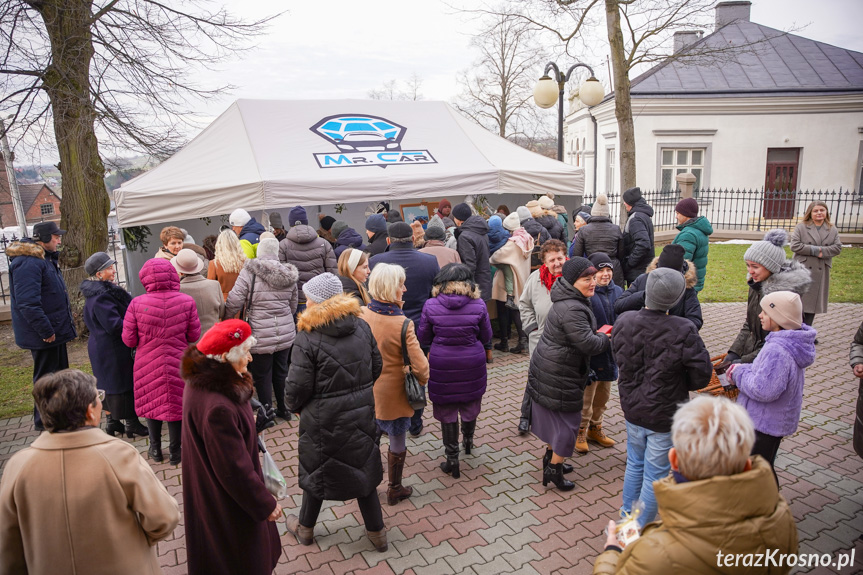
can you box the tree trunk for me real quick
[38,0,108,321]
[605,0,636,222]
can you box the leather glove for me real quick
[250,398,276,434]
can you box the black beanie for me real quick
[452,203,472,222]
[588,252,614,270]
[657,244,686,272]
[319,215,336,231]
[562,257,596,284]
[387,221,413,240]
[623,187,642,205]
[387,210,403,224]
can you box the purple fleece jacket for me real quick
[731,324,816,437]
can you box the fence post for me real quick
[676,172,696,199]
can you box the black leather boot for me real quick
[439,422,460,479]
[505,295,519,310]
[542,448,574,474]
[461,419,477,455]
[509,336,528,354]
[168,421,182,465]
[543,462,575,490]
[493,338,509,352]
[125,418,148,438]
[105,414,125,437]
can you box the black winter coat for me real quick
[612,309,712,433]
[527,278,610,413]
[366,231,388,257]
[522,217,551,245]
[285,294,383,501]
[8,240,76,350]
[623,200,655,283]
[589,282,622,381]
[613,258,703,331]
[81,280,134,395]
[536,213,564,242]
[572,217,624,287]
[455,215,492,301]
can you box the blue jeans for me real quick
[621,421,672,528]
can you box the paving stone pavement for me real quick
[2,303,862,574]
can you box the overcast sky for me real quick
[14,0,863,165]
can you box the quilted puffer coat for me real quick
[278,225,337,302]
[612,308,712,433]
[527,278,610,413]
[613,258,703,330]
[122,258,200,421]
[521,217,551,245]
[417,281,493,405]
[285,294,383,501]
[536,211,564,242]
[224,255,298,354]
[455,215,492,301]
[572,216,624,286]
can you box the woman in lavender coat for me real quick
[417,264,493,479]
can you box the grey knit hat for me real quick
[425,215,446,241]
[645,267,686,312]
[743,229,788,274]
[331,220,349,240]
[302,272,343,304]
[592,194,610,217]
[269,212,283,229]
[517,206,532,223]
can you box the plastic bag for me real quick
[606,500,644,549]
[259,432,287,500]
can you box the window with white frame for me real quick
[661,148,705,193]
[606,147,616,194]
[40,203,54,215]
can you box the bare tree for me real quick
[453,13,552,144]
[368,74,425,101]
[466,0,782,196]
[0,0,275,297]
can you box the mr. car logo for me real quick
[310,114,437,169]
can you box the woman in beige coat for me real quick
[360,263,429,506]
[790,201,843,329]
[174,248,224,342]
[0,369,180,575]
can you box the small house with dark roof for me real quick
[565,1,863,196]
[0,155,62,227]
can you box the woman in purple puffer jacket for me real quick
[417,263,492,479]
[123,258,200,465]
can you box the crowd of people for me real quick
[2,194,860,575]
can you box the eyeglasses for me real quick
[95,389,105,403]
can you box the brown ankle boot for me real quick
[367,529,388,552]
[285,514,314,546]
[575,426,589,453]
[587,424,616,447]
[386,450,413,505]
[486,349,493,364]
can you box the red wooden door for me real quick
[763,148,799,219]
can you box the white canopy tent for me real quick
[115,99,584,227]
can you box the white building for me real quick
[565,1,863,198]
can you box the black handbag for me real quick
[401,319,427,410]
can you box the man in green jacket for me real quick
[672,198,713,292]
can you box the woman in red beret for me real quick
[180,320,283,575]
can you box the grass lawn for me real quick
[1,244,861,420]
[696,244,863,303]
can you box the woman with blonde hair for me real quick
[790,200,843,329]
[337,247,371,304]
[360,263,429,506]
[208,229,246,300]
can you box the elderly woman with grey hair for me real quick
[593,396,798,575]
[0,369,180,574]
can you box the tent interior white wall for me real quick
[115,99,584,294]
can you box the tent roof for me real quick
[114,99,584,227]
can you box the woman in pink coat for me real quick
[123,258,200,465]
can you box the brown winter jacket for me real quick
[593,456,797,575]
[360,307,430,421]
[0,428,180,575]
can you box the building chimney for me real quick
[673,31,704,53]
[715,1,752,28]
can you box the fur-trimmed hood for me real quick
[80,279,133,306]
[646,258,698,290]
[245,256,299,289]
[758,258,811,297]
[6,240,45,259]
[297,293,361,333]
[432,280,481,299]
[181,347,254,404]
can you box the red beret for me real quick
[197,320,252,356]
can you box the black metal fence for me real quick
[582,188,863,233]
[0,227,126,306]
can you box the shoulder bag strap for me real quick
[246,272,257,315]
[400,318,412,368]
